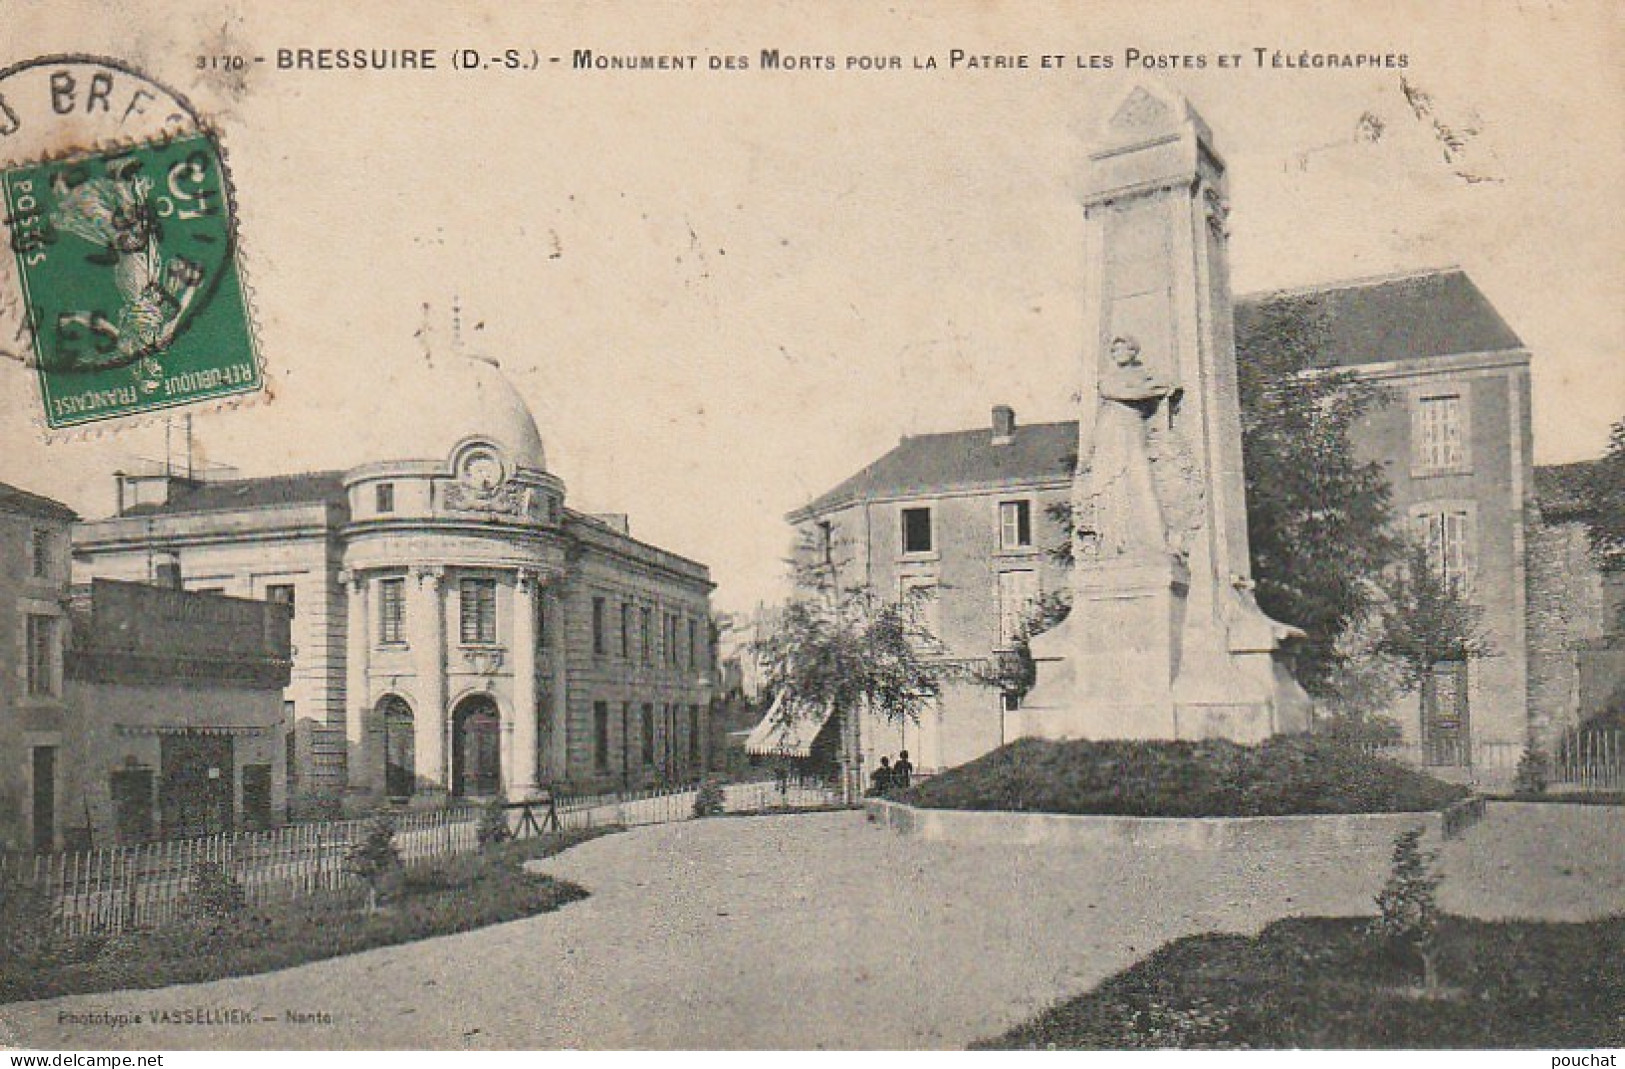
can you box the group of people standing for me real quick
[868,750,913,796]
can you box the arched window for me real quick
[379,696,415,798]
[451,694,501,797]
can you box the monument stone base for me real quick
[1015,559,1311,745]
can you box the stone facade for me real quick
[1339,345,1534,768]
[62,579,292,845]
[0,482,76,851]
[1526,462,1625,752]
[74,351,714,814]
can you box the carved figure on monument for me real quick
[1080,335,1177,562]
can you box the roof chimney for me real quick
[991,405,1016,446]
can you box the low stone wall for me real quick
[866,796,1484,850]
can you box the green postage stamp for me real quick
[0,56,263,431]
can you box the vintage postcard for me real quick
[0,0,1621,1059]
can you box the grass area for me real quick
[977,913,1625,1049]
[0,827,613,1004]
[896,734,1469,817]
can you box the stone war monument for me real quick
[1021,84,1311,743]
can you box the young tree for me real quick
[1370,542,1497,695]
[1370,827,1445,992]
[345,814,402,912]
[753,522,955,803]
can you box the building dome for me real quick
[360,350,547,472]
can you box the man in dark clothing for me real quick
[892,750,913,789]
[869,756,893,796]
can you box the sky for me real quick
[2,0,1621,616]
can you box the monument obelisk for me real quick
[1021,84,1310,743]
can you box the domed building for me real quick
[73,349,715,818]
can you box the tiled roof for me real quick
[796,269,1527,516]
[121,471,349,517]
[1235,267,1525,368]
[0,480,77,521]
[1535,461,1603,519]
[794,420,1077,517]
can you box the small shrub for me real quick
[186,860,246,921]
[693,777,726,818]
[1369,827,1444,991]
[477,797,513,849]
[345,814,402,911]
[1513,746,1550,797]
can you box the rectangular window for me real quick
[688,704,701,763]
[641,703,655,765]
[375,483,395,513]
[1414,394,1466,471]
[378,577,406,644]
[621,701,632,773]
[265,583,296,618]
[1415,509,1475,590]
[592,596,607,655]
[459,578,497,644]
[619,602,631,658]
[641,607,652,664]
[687,619,698,671]
[997,570,1040,646]
[999,500,1033,549]
[25,614,57,697]
[593,701,610,772]
[901,506,933,554]
[667,614,679,666]
[30,527,53,579]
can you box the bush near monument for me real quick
[896,735,1468,817]
[976,913,1625,1049]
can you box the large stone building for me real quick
[789,267,1609,780]
[1,481,77,851]
[74,349,715,814]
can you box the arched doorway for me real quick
[451,694,502,797]
[379,696,415,798]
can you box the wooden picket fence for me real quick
[2,776,844,938]
[0,807,481,938]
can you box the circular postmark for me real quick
[0,54,262,431]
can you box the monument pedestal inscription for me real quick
[1020,84,1310,743]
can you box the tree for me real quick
[1580,420,1625,565]
[1370,827,1445,992]
[345,814,402,912]
[1237,296,1400,695]
[1369,542,1497,694]
[1580,419,1625,632]
[752,523,956,803]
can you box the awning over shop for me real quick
[744,695,836,758]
